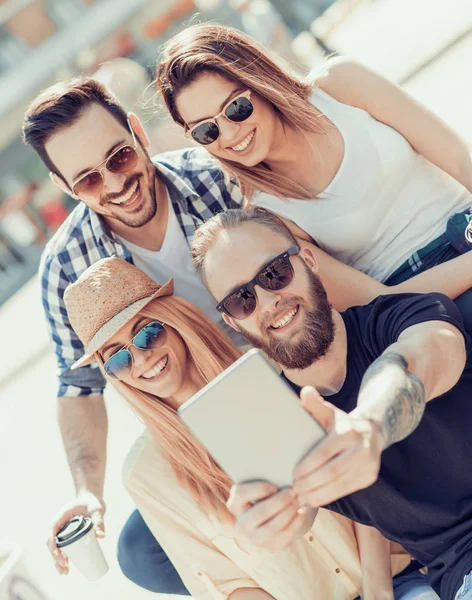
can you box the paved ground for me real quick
[1,1,470,598]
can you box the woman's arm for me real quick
[306,238,472,311]
[282,215,472,309]
[316,57,472,193]
[354,523,394,600]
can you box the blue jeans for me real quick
[354,569,438,600]
[392,570,439,600]
[456,572,472,599]
[117,510,190,595]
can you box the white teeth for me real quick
[271,307,298,329]
[231,130,255,152]
[110,180,139,205]
[142,355,168,379]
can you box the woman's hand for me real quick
[227,481,310,552]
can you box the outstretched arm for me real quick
[294,314,466,506]
[281,219,472,311]
[311,240,472,311]
[353,318,466,447]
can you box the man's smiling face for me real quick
[204,222,335,369]
[45,103,157,230]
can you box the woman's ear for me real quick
[128,112,150,149]
[300,244,320,274]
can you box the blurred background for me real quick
[0,0,470,598]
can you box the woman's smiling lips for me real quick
[227,129,256,155]
[140,354,169,380]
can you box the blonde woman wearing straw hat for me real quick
[61,256,434,600]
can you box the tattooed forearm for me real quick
[356,352,426,448]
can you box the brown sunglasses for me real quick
[71,120,138,199]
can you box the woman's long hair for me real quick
[155,23,326,201]
[95,295,241,519]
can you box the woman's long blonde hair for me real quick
[155,23,325,201]
[95,295,241,519]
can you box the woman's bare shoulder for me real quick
[311,56,371,105]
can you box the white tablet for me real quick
[178,349,326,488]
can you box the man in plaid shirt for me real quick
[23,77,242,595]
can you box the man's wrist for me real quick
[349,411,388,452]
[76,487,105,503]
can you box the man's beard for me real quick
[102,159,158,228]
[237,267,335,370]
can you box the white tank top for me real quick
[252,88,472,282]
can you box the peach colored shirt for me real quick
[124,432,411,600]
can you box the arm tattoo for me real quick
[358,352,426,448]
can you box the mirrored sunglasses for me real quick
[103,321,167,380]
[216,246,299,320]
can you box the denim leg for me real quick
[456,572,472,599]
[117,509,190,595]
[392,570,439,600]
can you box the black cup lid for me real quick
[56,516,93,548]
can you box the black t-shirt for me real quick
[283,293,472,600]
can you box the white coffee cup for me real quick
[56,516,109,581]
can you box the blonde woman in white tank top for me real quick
[157,24,472,328]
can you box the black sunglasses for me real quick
[103,321,167,380]
[217,246,299,320]
[185,90,254,145]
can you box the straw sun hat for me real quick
[64,257,174,370]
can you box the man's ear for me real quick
[49,172,73,197]
[128,112,150,149]
[222,312,241,332]
[300,244,320,275]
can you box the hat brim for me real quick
[71,278,174,370]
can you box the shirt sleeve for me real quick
[123,436,260,599]
[40,250,106,398]
[182,147,243,207]
[362,292,468,354]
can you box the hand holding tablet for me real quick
[178,349,326,489]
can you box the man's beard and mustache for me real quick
[101,157,157,228]
[237,266,335,370]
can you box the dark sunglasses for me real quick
[71,120,139,199]
[185,90,254,145]
[103,321,167,380]
[217,246,299,320]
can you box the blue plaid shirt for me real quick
[40,148,242,397]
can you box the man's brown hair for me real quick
[22,77,128,181]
